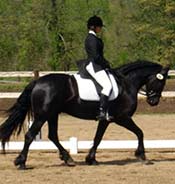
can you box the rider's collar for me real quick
[89,30,96,36]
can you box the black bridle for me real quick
[146,90,161,99]
[139,76,162,99]
[139,88,161,101]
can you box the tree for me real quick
[1,0,174,71]
[47,0,110,70]
[131,0,175,67]
[0,0,51,70]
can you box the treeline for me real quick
[0,0,174,71]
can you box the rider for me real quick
[84,15,112,121]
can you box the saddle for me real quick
[73,72,120,101]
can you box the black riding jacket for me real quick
[85,33,110,71]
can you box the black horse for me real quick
[0,60,169,169]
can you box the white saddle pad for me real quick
[73,73,119,101]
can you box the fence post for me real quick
[33,70,39,80]
[69,137,78,154]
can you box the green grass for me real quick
[0,82,29,92]
[0,77,33,92]
[0,77,32,82]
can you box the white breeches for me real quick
[86,62,112,96]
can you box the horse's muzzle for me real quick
[147,96,160,106]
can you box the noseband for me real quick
[139,88,161,99]
[146,90,161,98]
[139,72,163,99]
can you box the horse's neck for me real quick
[115,62,162,93]
[126,68,155,91]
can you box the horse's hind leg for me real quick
[14,118,45,169]
[47,115,75,166]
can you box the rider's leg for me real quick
[86,62,112,120]
[97,93,108,120]
[94,70,112,120]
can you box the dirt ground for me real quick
[0,114,175,184]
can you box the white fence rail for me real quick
[0,71,76,77]
[168,70,175,76]
[1,138,175,154]
[0,70,175,98]
[0,70,174,77]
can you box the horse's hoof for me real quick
[86,157,99,165]
[18,164,27,170]
[90,160,99,165]
[14,157,20,166]
[66,158,76,167]
[14,155,26,166]
[87,160,99,165]
[142,160,154,165]
[135,154,154,165]
[135,152,146,161]
[137,155,146,161]
[14,158,26,170]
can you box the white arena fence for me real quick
[0,71,77,77]
[0,70,174,77]
[1,138,175,154]
[0,71,175,153]
[0,70,175,99]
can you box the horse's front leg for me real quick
[116,117,146,161]
[86,120,109,165]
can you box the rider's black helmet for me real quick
[87,15,104,29]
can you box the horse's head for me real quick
[145,66,170,106]
[114,60,170,106]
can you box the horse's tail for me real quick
[0,80,36,151]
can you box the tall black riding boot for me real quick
[97,94,108,121]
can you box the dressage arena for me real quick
[0,111,175,184]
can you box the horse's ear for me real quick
[161,65,170,75]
